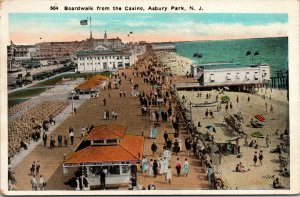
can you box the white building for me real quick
[150,42,176,52]
[77,50,133,72]
[190,63,270,87]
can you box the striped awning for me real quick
[255,114,265,122]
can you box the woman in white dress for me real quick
[165,165,172,184]
[75,177,80,190]
[149,159,154,177]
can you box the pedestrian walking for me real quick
[64,135,68,147]
[163,131,169,144]
[270,105,274,114]
[35,161,40,175]
[259,150,264,166]
[103,98,106,106]
[183,158,189,177]
[209,110,214,118]
[253,151,258,166]
[149,159,154,177]
[42,132,47,148]
[205,109,209,119]
[141,156,147,173]
[175,158,181,177]
[100,169,106,190]
[265,134,271,148]
[39,175,46,190]
[265,103,268,112]
[69,131,74,145]
[236,95,239,103]
[165,165,172,184]
[30,161,35,175]
[31,175,37,191]
[151,142,158,155]
[153,160,158,177]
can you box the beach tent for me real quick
[206,124,216,132]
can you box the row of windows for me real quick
[79,62,123,66]
[210,72,267,82]
[79,56,130,60]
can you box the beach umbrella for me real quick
[206,124,216,132]
[251,131,264,145]
[255,114,265,122]
[221,95,230,103]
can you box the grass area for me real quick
[8,98,29,108]
[8,71,111,106]
[9,87,49,99]
[34,71,111,87]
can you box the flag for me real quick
[246,51,251,56]
[80,20,88,25]
[254,51,260,56]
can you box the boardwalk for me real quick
[11,65,209,190]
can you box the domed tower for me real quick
[104,30,108,46]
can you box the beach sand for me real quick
[155,51,192,76]
[177,88,289,189]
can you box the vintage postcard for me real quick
[0,0,299,195]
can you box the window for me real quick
[106,139,118,144]
[246,72,250,80]
[236,73,240,79]
[226,73,231,81]
[93,139,104,144]
[254,72,259,80]
[210,74,215,82]
[121,165,130,174]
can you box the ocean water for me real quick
[175,37,288,77]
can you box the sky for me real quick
[9,13,288,44]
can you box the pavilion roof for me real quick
[86,125,126,140]
[64,135,144,164]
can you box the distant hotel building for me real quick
[189,63,270,90]
[150,42,176,52]
[7,31,125,62]
[7,42,37,61]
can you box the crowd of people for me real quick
[8,101,69,161]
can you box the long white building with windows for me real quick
[190,63,270,87]
[76,50,133,72]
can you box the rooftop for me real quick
[192,62,269,70]
[86,125,126,140]
[64,135,144,164]
[76,49,130,56]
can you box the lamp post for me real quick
[71,91,76,113]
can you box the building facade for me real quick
[150,42,176,52]
[191,63,270,87]
[77,50,133,72]
[63,125,144,189]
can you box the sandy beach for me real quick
[177,88,289,189]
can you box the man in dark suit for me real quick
[100,169,106,190]
[42,132,47,148]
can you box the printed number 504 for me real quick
[50,6,58,10]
